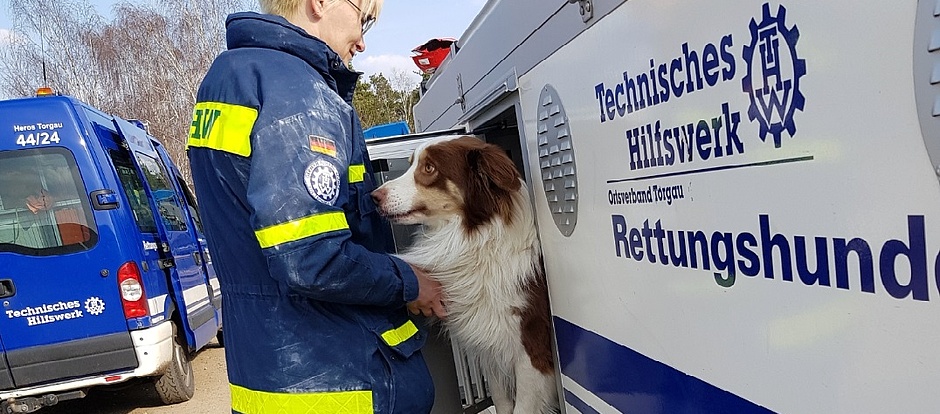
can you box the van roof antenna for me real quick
[39,15,47,87]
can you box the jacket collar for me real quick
[225,12,360,103]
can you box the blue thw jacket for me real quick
[187,12,433,414]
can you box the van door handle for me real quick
[157,258,176,270]
[0,279,15,298]
[192,251,202,266]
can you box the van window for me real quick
[109,149,158,234]
[135,153,187,232]
[0,148,98,255]
[176,177,203,233]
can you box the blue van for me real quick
[0,93,222,413]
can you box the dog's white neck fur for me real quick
[398,180,540,350]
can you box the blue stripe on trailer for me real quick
[564,389,601,414]
[554,316,775,414]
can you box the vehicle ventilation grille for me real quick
[536,84,578,237]
[914,0,940,182]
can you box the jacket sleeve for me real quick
[245,91,418,307]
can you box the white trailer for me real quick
[387,0,940,412]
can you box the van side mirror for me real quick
[90,189,120,210]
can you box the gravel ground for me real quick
[39,339,230,414]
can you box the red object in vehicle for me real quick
[411,38,457,74]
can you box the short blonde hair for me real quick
[260,0,383,21]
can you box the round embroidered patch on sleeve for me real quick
[304,159,341,205]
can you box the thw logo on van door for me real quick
[742,3,806,148]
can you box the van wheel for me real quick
[216,327,224,348]
[155,323,195,404]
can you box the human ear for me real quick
[310,0,328,18]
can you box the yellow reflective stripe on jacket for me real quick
[231,384,373,414]
[188,101,257,157]
[380,320,418,347]
[348,164,366,183]
[255,211,349,249]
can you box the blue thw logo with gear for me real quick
[742,3,806,148]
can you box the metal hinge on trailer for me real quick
[569,0,593,23]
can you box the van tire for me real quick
[216,328,224,348]
[155,322,195,404]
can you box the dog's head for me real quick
[372,136,521,231]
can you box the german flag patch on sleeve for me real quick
[308,135,337,158]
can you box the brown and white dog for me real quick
[371,136,558,414]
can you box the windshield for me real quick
[0,148,98,255]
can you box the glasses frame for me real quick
[343,0,375,35]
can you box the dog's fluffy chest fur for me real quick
[399,206,539,357]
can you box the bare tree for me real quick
[0,0,250,183]
[0,0,105,102]
[0,0,424,176]
[389,68,420,131]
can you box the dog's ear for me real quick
[464,143,521,229]
[468,144,521,193]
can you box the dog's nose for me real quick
[371,187,386,205]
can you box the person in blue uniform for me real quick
[186,1,446,413]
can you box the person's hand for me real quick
[407,264,447,319]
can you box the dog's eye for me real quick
[424,163,435,174]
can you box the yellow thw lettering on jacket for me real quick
[187,102,257,157]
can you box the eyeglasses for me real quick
[342,0,376,35]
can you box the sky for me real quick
[356,0,486,85]
[0,0,487,87]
